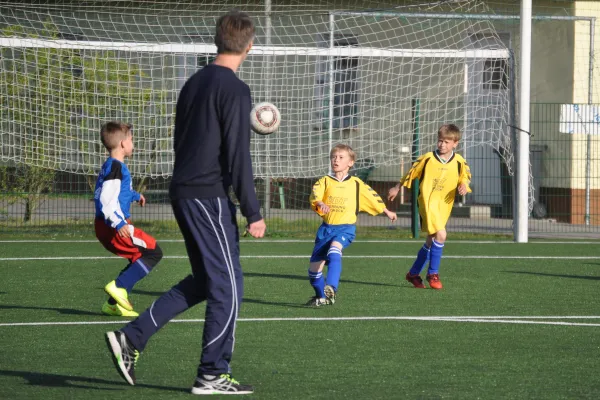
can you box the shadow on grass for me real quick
[504,271,600,281]
[244,272,400,287]
[582,262,600,267]
[243,297,309,309]
[0,304,99,316]
[130,289,166,297]
[0,369,188,393]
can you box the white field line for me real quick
[1,315,599,328]
[1,255,600,261]
[1,239,599,244]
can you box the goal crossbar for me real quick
[0,38,509,58]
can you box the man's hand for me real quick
[457,183,468,196]
[138,195,146,207]
[246,219,266,238]
[387,185,400,201]
[118,224,131,238]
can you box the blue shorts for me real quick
[309,223,356,263]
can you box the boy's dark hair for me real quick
[214,10,255,54]
[100,121,132,151]
[438,124,461,142]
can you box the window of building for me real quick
[483,58,508,90]
[315,33,360,130]
[468,32,510,91]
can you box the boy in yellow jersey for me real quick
[307,144,397,306]
[388,124,471,290]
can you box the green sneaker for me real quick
[104,280,133,311]
[324,285,336,304]
[101,300,139,317]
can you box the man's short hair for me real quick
[100,121,132,151]
[330,143,356,162]
[438,124,461,142]
[214,10,255,55]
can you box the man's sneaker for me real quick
[104,280,133,311]
[305,296,331,307]
[191,373,254,395]
[101,300,139,317]
[324,285,336,304]
[426,273,443,290]
[105,331,139,385]
[405,272,426,289]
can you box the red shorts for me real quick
[95,218,157,263]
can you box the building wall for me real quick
[570,2,600,193]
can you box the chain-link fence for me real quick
[1,102,599,237]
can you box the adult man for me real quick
[105,10,265,395]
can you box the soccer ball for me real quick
[250,102,281,135]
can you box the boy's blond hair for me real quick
[100,121,132,151]
[438,124,461,142]
[330,143,356,161]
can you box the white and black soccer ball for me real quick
[250,102,281,135]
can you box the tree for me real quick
[0,23,163,222]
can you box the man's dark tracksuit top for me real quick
[169,64,262,224]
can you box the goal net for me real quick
[0,0,516,213]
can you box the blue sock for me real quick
[409,243,430,276]
[116,259,152,293]
[308,269,326,298]
[325,247,342,291]
[428,240,445,275]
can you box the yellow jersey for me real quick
[310,175,387,225]
[401,151,472,234]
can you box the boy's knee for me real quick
[434,231,447,244]
[309,261,325,273]
[141,243,163,268]
[330,241,343,250]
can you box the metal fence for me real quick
[1,102,599,238]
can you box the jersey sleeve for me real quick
[458,158,473,193]
[400,154,428,189]
[99,162,127,229]
[309,176,327,215]
[357,179,387,216]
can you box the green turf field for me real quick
[1,238,599,399]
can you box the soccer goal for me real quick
[0,0,516,225]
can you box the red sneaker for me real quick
[426,273,443,290]
[405,272,425,288]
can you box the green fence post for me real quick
[411,98,420,239]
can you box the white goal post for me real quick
[0,38,508,58]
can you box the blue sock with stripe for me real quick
[428,240,445,275]
[409,243,431,276]
[308,269,326,298]
[325,247,343,291]
[116,259,152,292]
